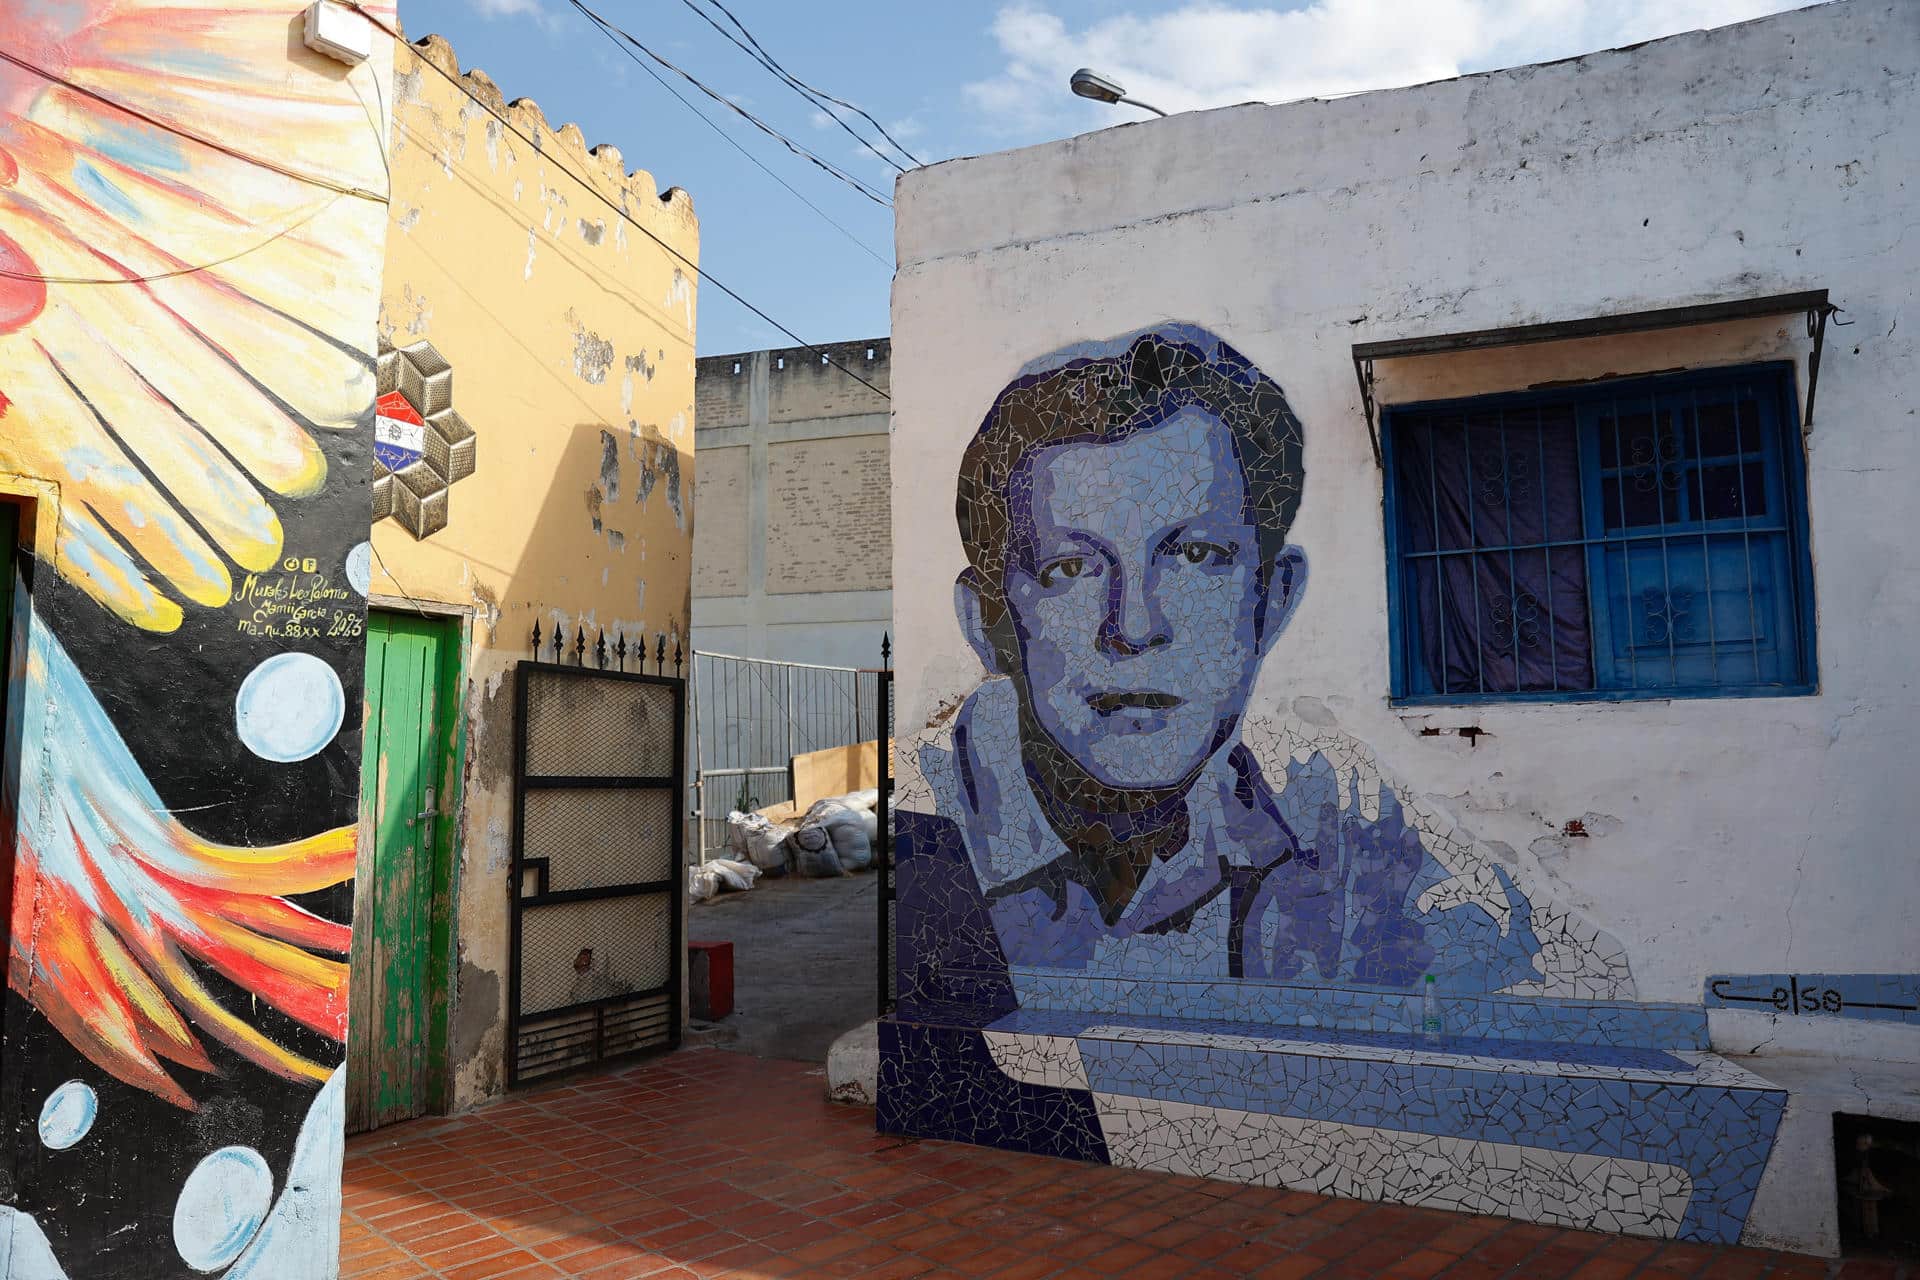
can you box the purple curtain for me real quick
[1396,408,1594,695]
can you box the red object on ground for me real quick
[688,940,733,1021]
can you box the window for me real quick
[1383,363,1815,703]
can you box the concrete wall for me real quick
[692,340,890,670]
[885,0,1918,1255]
[370,34,697,1109]
[0,3,396,1276]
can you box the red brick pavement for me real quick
[341,1049,1904,1280]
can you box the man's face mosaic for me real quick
[1002,408,1267,790]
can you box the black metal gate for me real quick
[876,665,895,1016]
[508,659,683,1087]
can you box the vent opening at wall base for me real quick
[513,992,674,1085]
[1835,1112,1920,1261]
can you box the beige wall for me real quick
[691,340,891,669]
[371,35,697,1107]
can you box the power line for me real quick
[570,2,891,268]
[695,0,923,167]
[345,4,891,403]
[675,0,919,173]
[568,0,892,209]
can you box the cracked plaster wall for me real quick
[891,0,1919,1069]
[370,34,698,1111]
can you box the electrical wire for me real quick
[0,47,387,203]
[567,0,892,209]
[344,3,891,403]
[570,2,891,268]
[675,0,918,173]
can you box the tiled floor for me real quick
[341,1049,1902,1280]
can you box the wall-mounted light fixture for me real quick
[1069,68,1168,118]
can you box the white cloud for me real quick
[965,0,1811,133]
[471,0,555,26]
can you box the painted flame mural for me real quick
[0,1,393,1276]
[9,621,355,1111]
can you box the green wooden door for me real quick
[348,610,460,1134]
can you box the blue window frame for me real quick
[1383,363,1816,704]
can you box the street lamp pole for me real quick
[1069,68,1168,118]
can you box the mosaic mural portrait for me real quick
[902,324,1614,998]
[0,1,392,1275]
[884,325,1785,1246]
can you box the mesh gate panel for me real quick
[517,894,672,1017]
[523,788,675,892]
[510,661,682,1087]
[524,670,677,777]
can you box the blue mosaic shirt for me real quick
[904,679,1546,999]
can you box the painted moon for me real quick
[235,653,346,763]
[173,1146,273,1272]
[345,541,372,597]
[37,1081,97,1151]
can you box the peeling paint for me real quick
[400,283,430,335]
[585,484,604,533]
[578,216,605,245]
[523,225,535,279]
[656,442,684,531]
[666,267,692,330]
[569,310,615,384]
[451,960,502,1066]
[597,428,620,501]
[471,580,502,646]
[636,447,658,507]
[394,62,424,106]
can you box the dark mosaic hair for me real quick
[956,326,1305,615]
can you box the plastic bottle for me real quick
[1420,973,1442,1038]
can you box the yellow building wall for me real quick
[371,34,697,1107]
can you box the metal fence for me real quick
[688,650,884,863]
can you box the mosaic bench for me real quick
[879,982,1786,1245]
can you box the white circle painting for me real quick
[173,1146,272,1272]
[37,1081,96,1151]
[345,540,373,597]
[235,653,345,763]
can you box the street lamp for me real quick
[1069,68,1168,118]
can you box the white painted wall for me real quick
[891,0,1917,1071]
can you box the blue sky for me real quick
[400,0,1805,355]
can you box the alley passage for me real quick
[342,1050,1883,1280]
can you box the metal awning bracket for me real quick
[1354,355,1382,469]
[1802,299,1846,433]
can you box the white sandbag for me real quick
[804,799,871,870]
[787,819,845,877]
[858,807,879,847]
[724,810,753,860]
[728,809,795,873]
[840,788,880,812]
[689,857,761,902]
[708,857,761,892]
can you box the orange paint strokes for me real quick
[10,838,197,1108]
[9,811,357,1108]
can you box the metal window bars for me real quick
[1387,364,1812,703]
